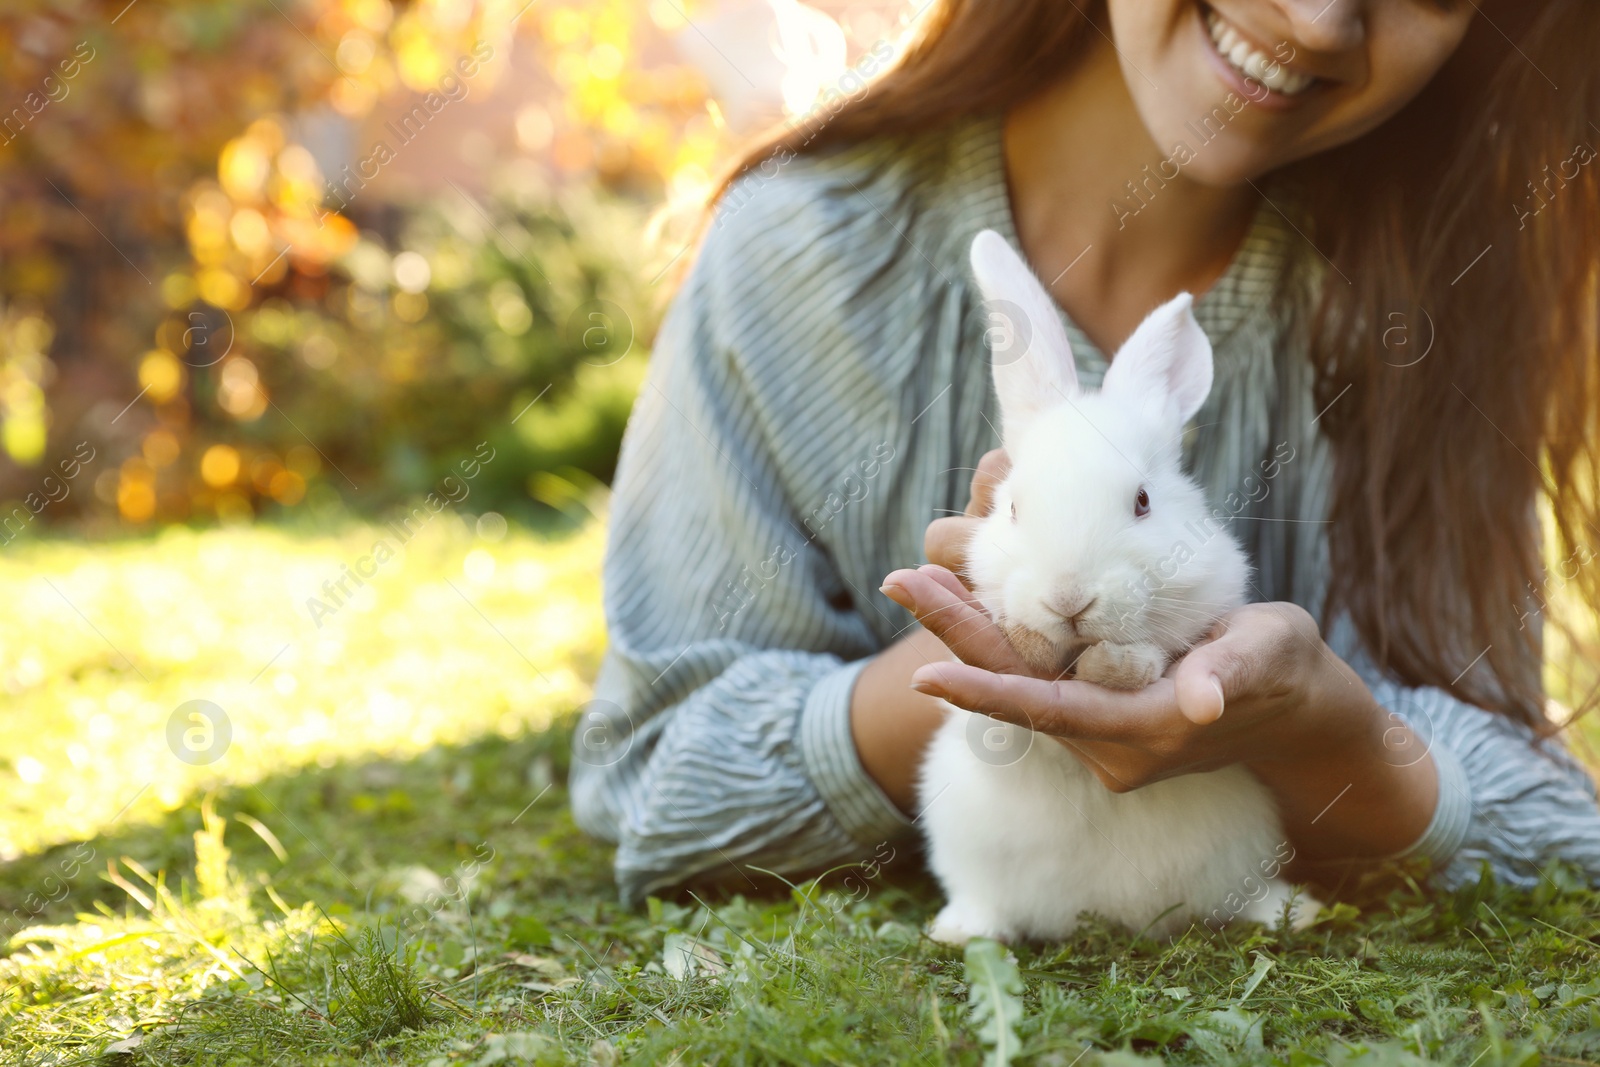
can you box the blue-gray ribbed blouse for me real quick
[569,115,1600,906]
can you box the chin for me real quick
[1116,0,1332,188]
[1157,136,1279,187]
[1000,621,1082,677]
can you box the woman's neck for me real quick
[1002,34,1259,356]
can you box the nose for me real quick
[1277,0,1364,54]
[1046,592,1097,628]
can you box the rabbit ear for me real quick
[1100,292,1213,425]
[968,229,1079,438]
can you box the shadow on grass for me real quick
[3,725,598,949]
[0,715,945,960]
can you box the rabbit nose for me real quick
[1047,593,1097,628]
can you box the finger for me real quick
[1171,617,1248,724]
[1172,659,1227,725]
[910,662,1169,742]
[883,566,976,611]
[924,515,981,578]
[1171,604,1309,724]
[916,563,973,602]
[966,449,1012,517]
[883,569,1027,673]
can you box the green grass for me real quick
[4,517,1600,1066]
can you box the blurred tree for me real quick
[0,0,724,528]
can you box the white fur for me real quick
[917,230,1318,944]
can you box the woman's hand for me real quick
[923,448,1010,586]
[883,562,1345,785]
[883,449,1440,863]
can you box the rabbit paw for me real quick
[1237,882,1324,931]
[1073,642,1165,690]
[927,902,1014,945]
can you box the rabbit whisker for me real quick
[903,598,989,622]
[1142,601,1231,617]
[1135,606,1213,626]
[1222,516,1332,524]
[1138,602,1219,621]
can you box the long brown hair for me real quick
[711,0,1600,731]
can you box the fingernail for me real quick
[880,584,912,610]
[910,680,939,695]
[1210,675,1226,717]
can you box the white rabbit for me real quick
[916,229,1318,944]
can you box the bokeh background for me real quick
[1,0,909,531]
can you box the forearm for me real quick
[849,625,954,816]
[1247,652,1439,865]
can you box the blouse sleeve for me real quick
[1324,613,1600,888]
[566,199,914,907]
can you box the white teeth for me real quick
[1205,8,1315,97]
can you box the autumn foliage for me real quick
[0,0,724,529]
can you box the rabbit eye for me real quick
[1009,501,1018,523]
[1134,487,1150,518]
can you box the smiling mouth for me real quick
[1202,4,1319,98]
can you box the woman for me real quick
[570,0,1600,909]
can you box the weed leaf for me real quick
[1238,952,1274,1004]
[662,931,727,979]
[964,937,1024,1067]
